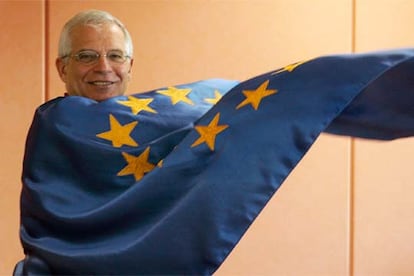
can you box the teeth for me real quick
[91,81,113,86]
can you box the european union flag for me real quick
[15,49,414,275]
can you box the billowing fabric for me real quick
[16,49,414,275]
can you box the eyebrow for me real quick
[76,48,125,53]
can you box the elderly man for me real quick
[56,9,134,101]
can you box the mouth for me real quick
[88,81,116,86]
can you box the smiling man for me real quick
[56,10,134,101]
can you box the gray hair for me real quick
[58,9,133,58]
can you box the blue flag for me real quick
[15,49,414,275]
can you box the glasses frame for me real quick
[61,50,132,65]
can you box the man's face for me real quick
[56,23,133,101]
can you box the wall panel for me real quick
[354,0,414,275]
[0,1,45,274]
[353,139,414,275]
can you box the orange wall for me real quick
[353,1,414,275]
[1,1,413,275]
[0,1,44,274]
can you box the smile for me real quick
[89,81,115,86]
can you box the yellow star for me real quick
[117,147,155,181]
[204,90,223,105]
[96,114,138,148]
[191,113,228,151]
[117,96,157,115]
[271,60,307,75]
[236,80,277,110]
[157,86,194,105]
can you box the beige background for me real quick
[1,0,413,275]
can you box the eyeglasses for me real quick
[62,50,131,65]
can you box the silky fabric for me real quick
[16,49,414,275]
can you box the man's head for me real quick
[56,10,134,101]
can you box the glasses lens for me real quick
[107,50,128,63]
[75,51,99,64]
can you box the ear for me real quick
[128,58,134,73]
[56,57,68,82]
[127,58,134,80]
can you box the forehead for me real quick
[69,23,126,51]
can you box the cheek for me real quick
[121,62,133,78]
[67,66,88,79]
[117,68,131,80]
[68,68,88,83]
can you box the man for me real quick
[14,10,139,275]
[56,9,134,101]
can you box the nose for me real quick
[93,55,112,72]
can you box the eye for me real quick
[76,51,99,63]
[107,51,127,63]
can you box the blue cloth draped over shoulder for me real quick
[15,48,414,275]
